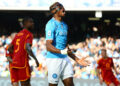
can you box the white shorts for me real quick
[46,57,74,84]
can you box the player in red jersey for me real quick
[6,33,17,63]
[97,49,120,86]
[7,17,39,86]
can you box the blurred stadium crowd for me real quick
[0,34,120,80]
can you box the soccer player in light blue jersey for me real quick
[45,2,89,86]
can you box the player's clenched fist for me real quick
[66,45,90,66]
[99,78,103,85]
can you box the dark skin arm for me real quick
[67,49,89,66]
[25,43,39,67]
[6,56,13,63]
[67,48,77,61]
[46,39,89,66]
[46,40,61,53]
[112,62,119,75]
[67,29,90,66]
[96,68,103,85]
[7,44,14,53]
[6,44,13,63]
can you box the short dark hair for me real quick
[49,2,63,15]
[22,17,33,25]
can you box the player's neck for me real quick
[23,27,31,32]
[103,56,107,59]
[53,15,62,22]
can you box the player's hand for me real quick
[7,57,13,63]
[75,57,90,66]
[67,45,73,55]
[99,78,103,85]
[67,49,72,55]
[35,60,39,67]
[116,71,120,75]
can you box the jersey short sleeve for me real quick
[45,21,56,40]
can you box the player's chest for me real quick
[101,60,112,68]
[55,24,68,36]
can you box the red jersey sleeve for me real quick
[25,34,33,45]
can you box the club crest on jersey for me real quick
[52,73,57,79]
[59,31,67,36]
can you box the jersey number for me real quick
[15,39,20,53]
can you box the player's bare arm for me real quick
[96,68,103,85]
[112,61,120,75]
[25,43,39,67]
[6,56,13,63]
[67,31,90,66]
[46,40,61,53]
[67,47,90,66]
[8,44,13,53]
[6,44,13,63]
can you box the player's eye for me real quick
[63,10,65,13]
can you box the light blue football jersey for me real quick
[45,17,68,58]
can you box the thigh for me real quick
[109,83,115,86]
[62,77,74,86]
[12,82,19,86]
[10,68,19,84]
[20,78,31,86]
[46,58,63,84]
[113,77,120,86]
[61,57,73,80]
[49,83,58,86]
[18,65,31,82]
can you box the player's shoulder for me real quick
[106,57,113,63]
[97,58,102,64]
[22,29,32,35]
[16,29,32,38]
[46,18,56,30]
[108,57,113,61]
[107,57,112,59]
[24,30,33,39]
[16,29,24,36]
[46,18,55,25]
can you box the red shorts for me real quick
[9,65,31,83]
[104,76,120,86]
